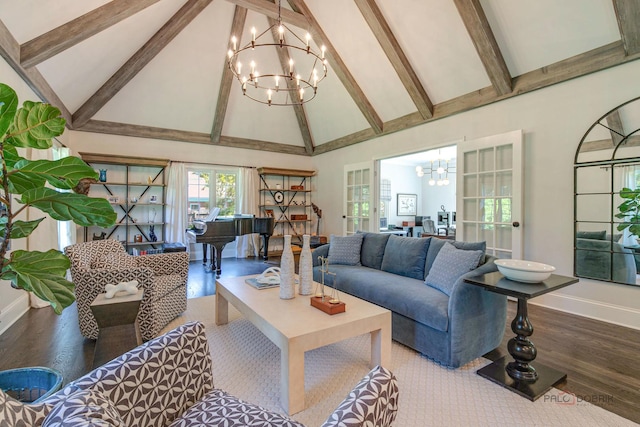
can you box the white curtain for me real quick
[236,167,260,258]
[53,146,75,251]
[166,162,188,246]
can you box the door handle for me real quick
[512,221,520,228]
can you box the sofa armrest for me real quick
[0,390,51,426]
[313,244,330,266]
[447,259,507,367]
[44,322,214,426]
[321,366,399,427]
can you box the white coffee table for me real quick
[215,275,392,415]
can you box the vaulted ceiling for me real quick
[1,0,638,156]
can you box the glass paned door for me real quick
[344,162,373,235]
[457,130,523,259]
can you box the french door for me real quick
[457,130,524,259]
[343,162,375,235]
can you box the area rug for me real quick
[161,296,634,427]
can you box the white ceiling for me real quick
[0,0,632,155]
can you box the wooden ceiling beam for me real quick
[453,0,512,96]
[613,0,640,56]
[288,0,383,134]
[219,135,308,155]
[267,16,314,155]
[77,120,212,144]
[20,0,162,68]
[78,120,308,155]
[225,0,309,29]
[211,6,247,144]
[314,41,640,155]
[72,0,212,128]
[580,134,640,153]
[0,20,72,125]
[354,0,433,119]
[605,110,624,146]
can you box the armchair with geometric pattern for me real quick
[64,239,189,342]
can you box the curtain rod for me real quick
[170,160,256,169]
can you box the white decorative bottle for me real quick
[298,234,313,295]
[279,235,296,299]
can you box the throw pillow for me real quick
[425,242,484,296]
[357,231,390,269]
[424,239,487,278]
[92,252,137,270]
[576,230,607,240]
[43,389,124,427]
[380,235,430,280]
[327,234,364,266]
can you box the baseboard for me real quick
[530,293,640,331]
[0,293,29,336]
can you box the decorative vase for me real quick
[298,234,313,295]
[98,169,107,182]
[279,235,296,299]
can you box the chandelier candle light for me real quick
[227,0,328,106]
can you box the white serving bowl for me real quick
[494,259,556,283]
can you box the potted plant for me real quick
[0,82,116,315]
[615,187,640,239]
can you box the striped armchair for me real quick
[64,239,189,342]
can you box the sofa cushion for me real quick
[317,265,450,332]
[43,389,124,427]
[425,242,484,296]
[328,234,364,266]
[169,388,304,427]
[92,252,137,270]
[357,231,390,269]
[380,235,430,280]
[424,239,487,278]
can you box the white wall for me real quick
[420,174,456,228]
[380,163,421,227]
[312,60,640,330]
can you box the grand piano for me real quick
[187,215,274,277]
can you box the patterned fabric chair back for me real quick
[65,240,126,276]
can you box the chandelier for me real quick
[227,1,328,106]
[416,158,455,186]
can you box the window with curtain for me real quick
[187,168,238,226]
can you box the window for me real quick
[187,168,238,226]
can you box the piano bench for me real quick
[163,243,187,253]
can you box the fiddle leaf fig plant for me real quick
[0,82,116,314]
[615,187,640,237]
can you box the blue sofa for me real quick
[312,232,507,368]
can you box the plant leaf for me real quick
[4,218,46,239]
[10,157,99,193]
[2,145,22,170]
[2,250,74,314]
[0,83,19,137]
[19,187,116,227]
[6,101,66,149]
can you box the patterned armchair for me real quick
[64,239,189,342]
[0,322,399,426]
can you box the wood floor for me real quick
[1,258,638,424]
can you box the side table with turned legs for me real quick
[464,272,578,401]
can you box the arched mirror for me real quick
[575,96,640,286]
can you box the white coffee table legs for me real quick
[281,340,304,414]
